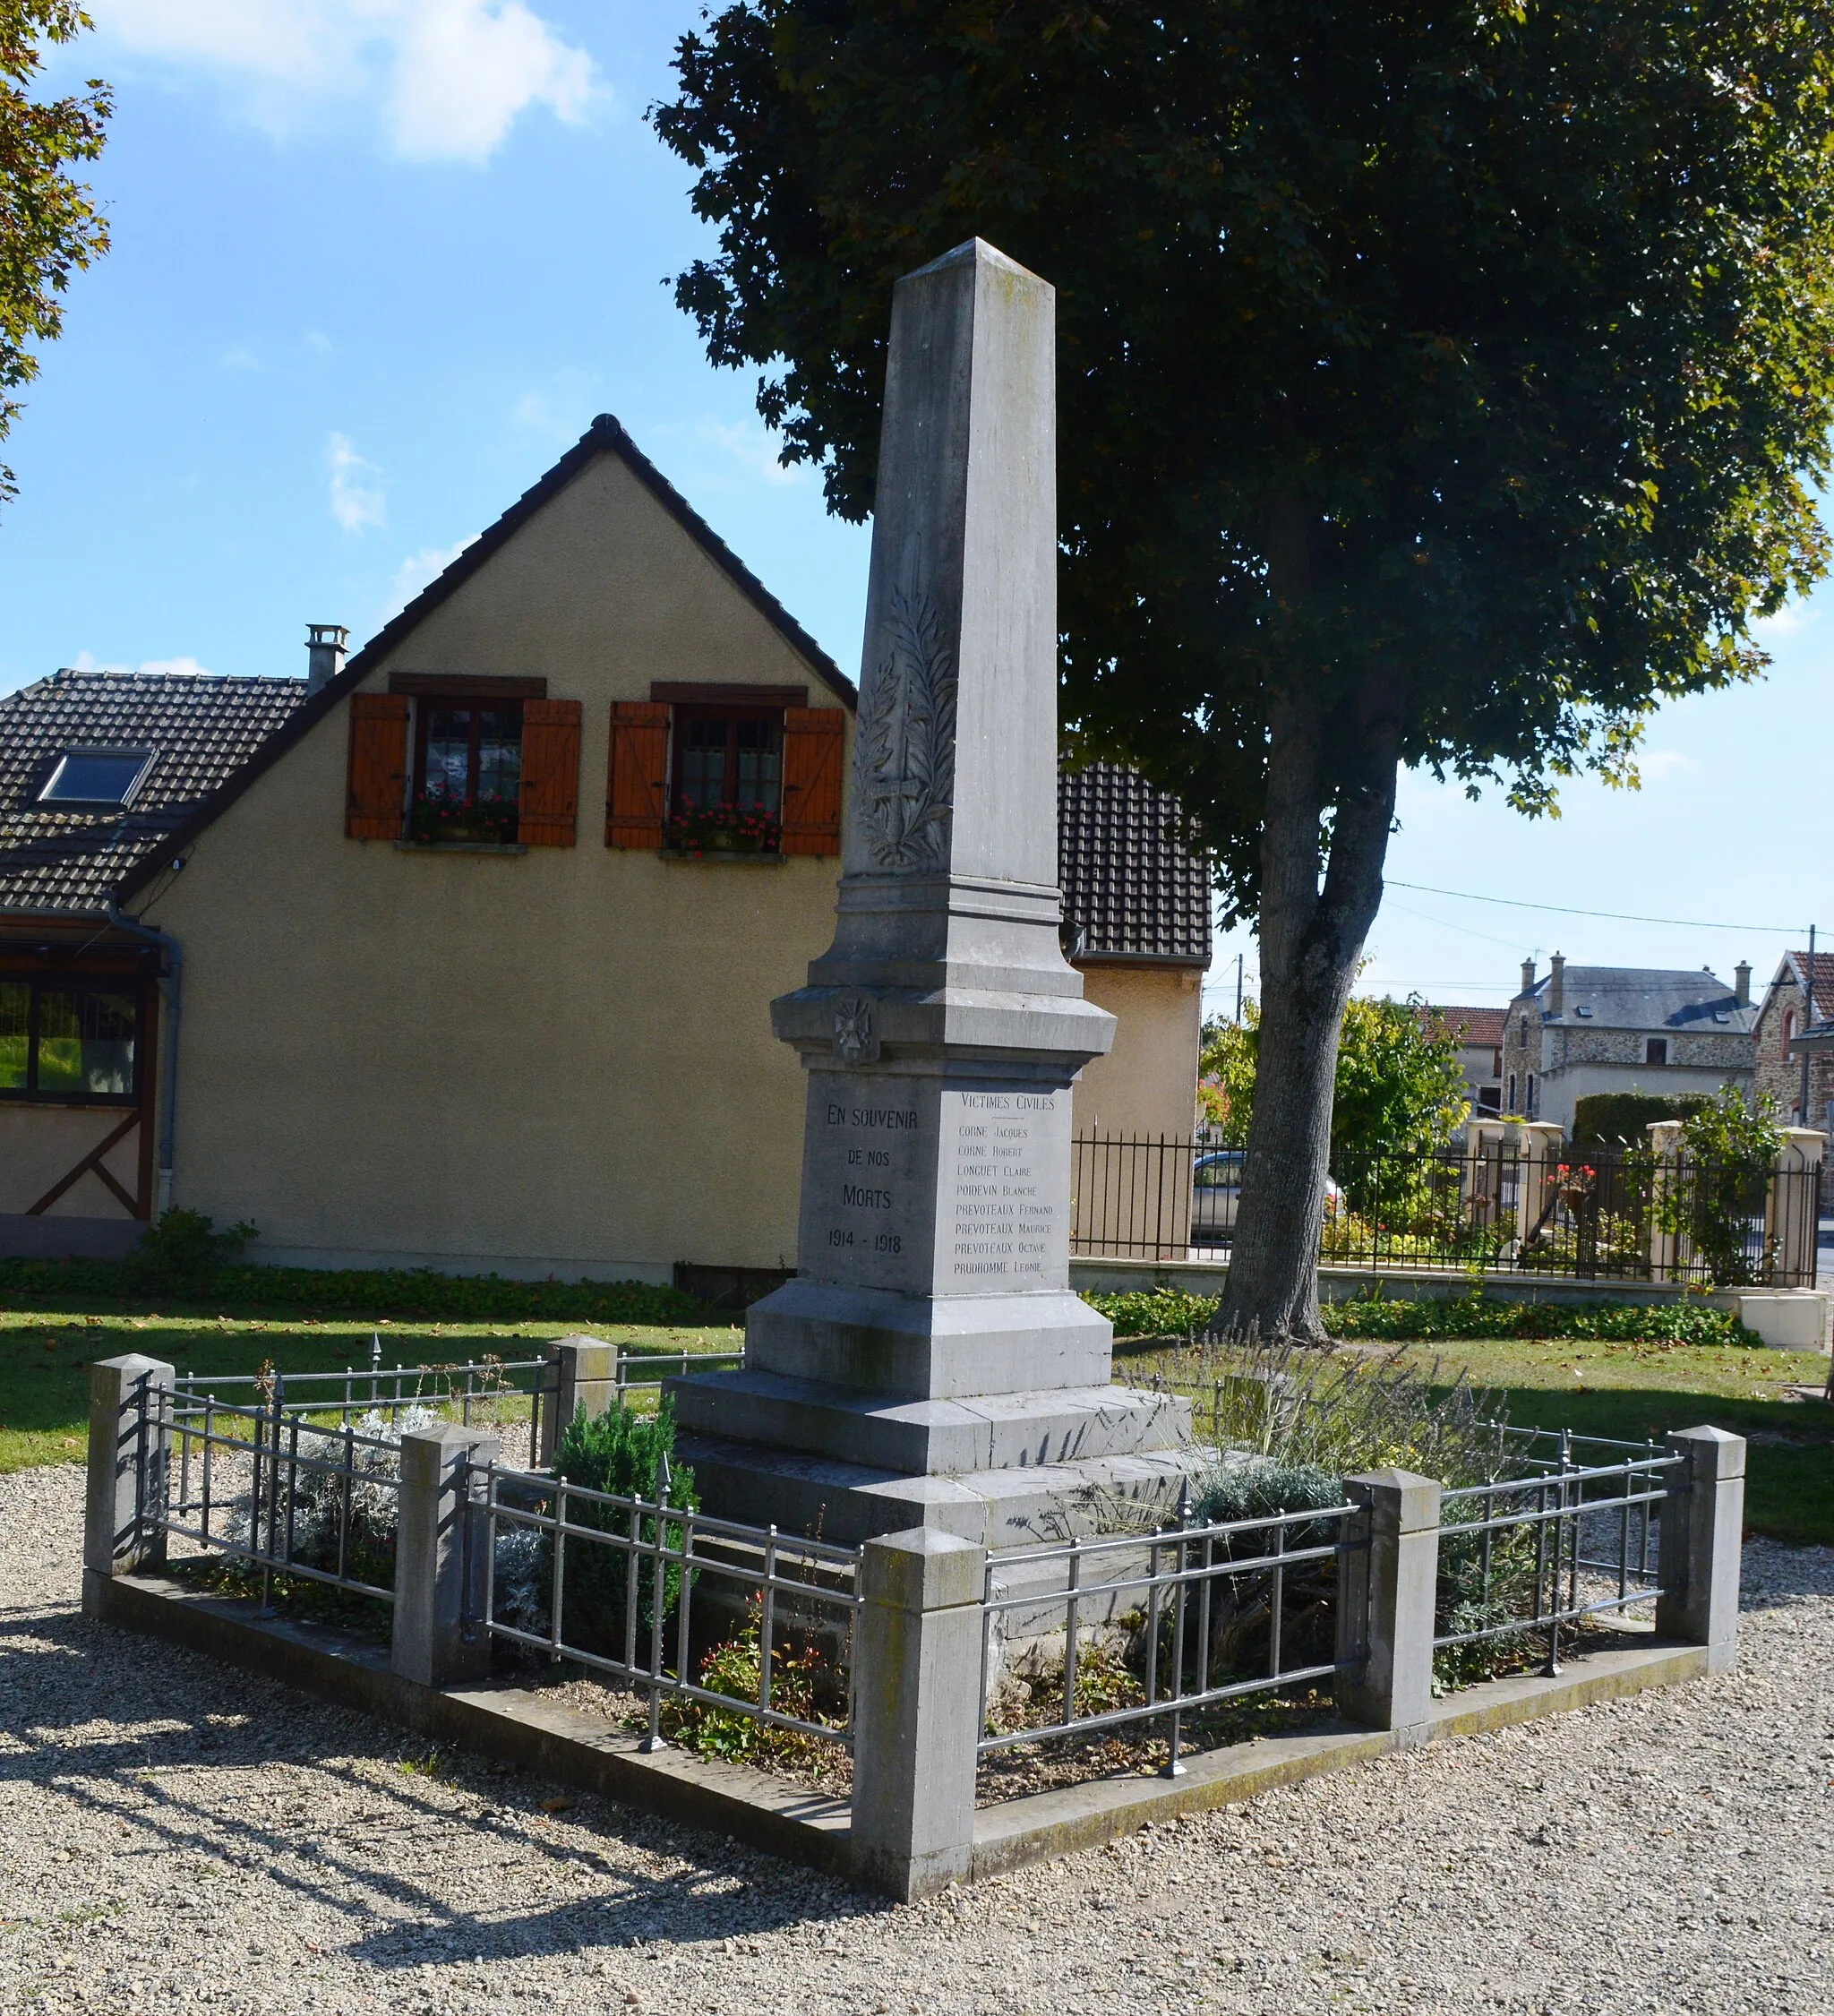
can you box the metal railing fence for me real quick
[1435,1428,1680,1674]
[469,1456,860,1751]
[1070,1133,1822,1285]
[978,1493,1361,1776]
[159,1376,407,1610]
[168,1339,748,1467]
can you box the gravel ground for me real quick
[3,1463,1830,2015]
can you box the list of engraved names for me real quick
[949,1091,1059,1282]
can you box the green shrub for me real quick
[548,1400,698,1655]
[658,1609,847,1765]
[124,1209,256,1295]
[1083,1286,1753,1346]
[0,1248,702,1323]
[1665,1085,1785,1287]
[1570,1092,1708,1148]
[1322,1291,1753,1346]
[1087,1288,1221,1337]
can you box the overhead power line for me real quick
[1385,880,1805,938]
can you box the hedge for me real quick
[0,1256,702,1325]
[1081,1286,1756,1347]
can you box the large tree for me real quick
[1,2,109,507]
[655,1,1834,1338]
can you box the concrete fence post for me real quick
[1656,1426,1745,1674]
[849,1525,986,1902]
[537,1335,618,1467]
[1766,1131,1824,1287]
[83,1353,176,1617]
[1646,1120,1687,1283]
[1336,1468,1442,1745]
[393,1423,501,1688]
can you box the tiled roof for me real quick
[1780,950,1834,1019]
[1058,763,1212,965]
[1430,1006,1507,1046]
[0,669,307,914]
[1517,965,1758,1034]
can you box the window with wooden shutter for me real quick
[779,707,844,855]
[517,699,581,847]
[346,693,409,839]
[605,701,670,848]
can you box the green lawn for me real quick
[0,1309,744,1474]
[10,1298,1830,1550]
[1118,1330,1834,1548]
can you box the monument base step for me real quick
[666,1366,1190,1476]
[673,1428,1213,1550]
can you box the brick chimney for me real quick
[1735,960,1752,1007]
[305,622,348,693]
[1520,957,1537,996]
[1547,951,1564,1017]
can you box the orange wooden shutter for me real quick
[345,693,408,840]
[779,707,844,855]
[605,701,670,847]
[517,698,581,846]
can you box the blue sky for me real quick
[6,0,1832,1024]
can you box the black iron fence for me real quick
[1071,1133,1823,1285]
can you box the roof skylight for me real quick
[38,749,155,807]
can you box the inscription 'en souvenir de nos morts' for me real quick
[857,590,957,873]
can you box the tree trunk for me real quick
[1220,673,1401,1342]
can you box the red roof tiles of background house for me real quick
[1428,1005,1507,1045]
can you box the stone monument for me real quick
[672,239,1198,1547]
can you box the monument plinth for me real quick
[672,240,1199,1547]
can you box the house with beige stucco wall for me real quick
[0,416,1209,1284]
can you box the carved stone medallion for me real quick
[857,589,957,872]
[832,991,880,1066]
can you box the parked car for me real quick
[1192,1149,1245,1244]
[1190,1150,1341,1247]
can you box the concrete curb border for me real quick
[92,1572,1709,1891]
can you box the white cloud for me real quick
[328,432,387,533]
[94,0,601,163]
[696,417,807,487]
[1636,748,1694,781]
[73,650,218,676]
[510,368,602,446]
[390,536,473,611]
[1753,600,1816,639]
[138,655,218,677]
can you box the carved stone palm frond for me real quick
[856,589,958,872]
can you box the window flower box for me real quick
[665,801,782,859]
[406,789,520,847]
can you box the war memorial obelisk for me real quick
[672,240,1197,1545]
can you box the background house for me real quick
[1427,1005,1505,1116]
[0,669,305,1253]
[1059,763,1210,1140]
[1499,954,1756,1133]
[1751,948,1834,1129]
[1,416,1209,1280]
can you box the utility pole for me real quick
[1235,951,1244,1025]
[1800,922,1817,1126]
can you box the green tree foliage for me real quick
[654,1,1834,1340]
[1202,997,1468,1162]
[1,3,109,506]
[1666,1083,1786,1285]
